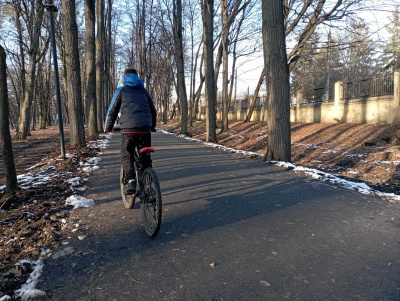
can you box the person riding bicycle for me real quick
[105,68,157,195]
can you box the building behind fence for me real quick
[196,72,400,124]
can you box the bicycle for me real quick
[120,146,162,238]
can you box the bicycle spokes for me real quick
[140,168,162,238]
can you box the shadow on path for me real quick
[38,133,400,301]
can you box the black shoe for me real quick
[125,179,136,195]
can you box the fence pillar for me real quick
[295,90,303,122]
[395,72,400,105]
[296,90,303,106]
[334,81,343,106]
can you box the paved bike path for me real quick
[38,132,400,300]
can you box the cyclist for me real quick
[105,68,157,194]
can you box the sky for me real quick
[234,1,399,96]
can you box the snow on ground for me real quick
[159,129,400,203]
[0,133,111,300]
[65,195,95,209]
[13,249,52,301]
[87,133,111,151]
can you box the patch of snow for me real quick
[322,150,340,154]
[67,177,81,187]
[14,249,51,300]
[273,161,399,203]
[75,186,88,192]
[65,195,95,209]
[66,177,89,193]
[88,133,112,150]
[347,153,367,158]
[25,163,46,171]
[86,157,101,164]
[82,165,100,173]
[17,166,59,189]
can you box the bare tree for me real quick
[63,0,86,147]
[201,0,217,143]
[0,45,18,192]
[15,0,45,140]
[263,0,291,161]
[285,0,361,72]
[173,0,189,135]
[220,0,251,132]
[96,0,105,132]
[85,0,97,138]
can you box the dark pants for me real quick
[121,133,152,181]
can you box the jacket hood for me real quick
[124,73,144,88]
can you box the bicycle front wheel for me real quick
[140,168,162,237]
[120,167,135,209]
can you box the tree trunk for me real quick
[173,0,189,135]
[263,0,291,162]
[63,0,86,147]
[201,0,217,143]
[163,88,168,124]
[221,34,229,132]
[96,0,105,132]
[107,0,113,104]
[85,0,97,138]
[31,94,36,131]
[14,5,25,116]
[15,0,44,140]
[0,46,18,192]
[244,68,265,122]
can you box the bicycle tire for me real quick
[120,167,135,209]
[140,168,162,237]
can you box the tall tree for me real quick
[15,0,45,140]
[0,45,18,192]
[285,0,361,73]
[220,0,251,132]
[201,0,217,143]
[173,0,189,135]
[85,0,97,138]
[96,0,105,132]
[381,7,400,73]
[63,0,86,147]
[262,0,291,161]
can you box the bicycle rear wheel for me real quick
[120,167,135,209]
[140,168,162,237]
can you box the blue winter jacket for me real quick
[105,73,156,133]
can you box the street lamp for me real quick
[44,0,65,159]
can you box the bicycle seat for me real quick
[139,147,155,153]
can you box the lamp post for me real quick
[44,0,65,159]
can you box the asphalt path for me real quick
[38,132,400,301]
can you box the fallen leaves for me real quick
[127,273,144,284]
[260,280,271,287]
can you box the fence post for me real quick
[334,81,343,106]
[296,90,303,122]
[395,72,400,105]
[296,90,303,106]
